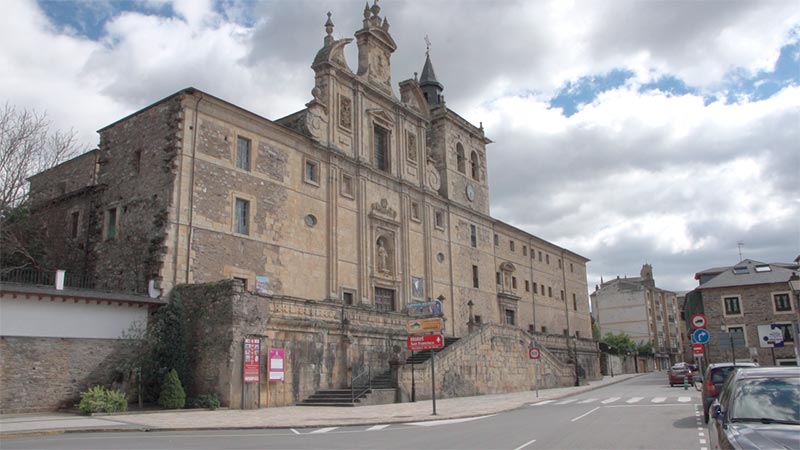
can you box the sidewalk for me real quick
[1,373,641,438]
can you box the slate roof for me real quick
[697,259,798,289]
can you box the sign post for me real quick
[529,347,541,398]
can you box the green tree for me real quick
[158,369,186,409]
[600,332,637,355]
[141,297,192,402]
[636,341,654,356]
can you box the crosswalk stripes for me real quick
[309,427,338,434]
[531,396,696,407]
[366,425,390,431]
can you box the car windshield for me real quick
[711,367,736,384]
[731,377,800,424]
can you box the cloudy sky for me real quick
[3,0,798,292]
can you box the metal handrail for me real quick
[350,366,371,403]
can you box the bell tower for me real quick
[355,1,397,93]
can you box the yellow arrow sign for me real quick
[406,318,444,335]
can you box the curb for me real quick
[1,375,646,438]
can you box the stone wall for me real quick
[398,324,577,401]
[0,336,131,414]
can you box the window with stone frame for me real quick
[573,293,577,310]
[510,240,515,252]
[234,198,250,235]
[374,287,395,312]
[525,280,530,292]
[470,224,477,248]
[374,125,390,172]
[456,143,466,173]
[727,325,746,345]
[69,210,80,238]
[342,289,355,306]
[470,151,480,181]
[434,209,444,229]
[512,277,517,289]
[773,293,792,312]
[505,309,516,326]
[474,315,482,324]
[472,265,479,288]
[570,263,574,272]
[533,282,538,294]
[233,277,248,290]
[523,245,527,256]
[541,325,547,333]
[411,202,420,221]
[494,234,499,246]
[406,131,417,163]
[773,323,795,343]
[104,207,118,241]
[236,136,251,171]
[548,286,553,297]
[538,251,542,262]
[723,296,742,315]
[304,158,320,185]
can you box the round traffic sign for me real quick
[692,328,710,344]
[691,313,707,329]
[529,347,541,359]
[692,343,704,355]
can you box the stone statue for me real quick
[376,240,389,274]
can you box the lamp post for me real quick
[788,273,800,366]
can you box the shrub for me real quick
[158,369,186,409]
[191,393,220,410]
[78,385,128,414]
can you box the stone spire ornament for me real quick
[324,12,334,46]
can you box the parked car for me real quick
[701,362,758,423]
[668,363,693,387]
[709,367,800,450]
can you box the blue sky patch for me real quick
[549,69,634,116]
[38,0,175,40]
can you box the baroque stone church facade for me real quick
[26,3,596,404]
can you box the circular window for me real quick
[304,214,317,227]
[437,252,445,263]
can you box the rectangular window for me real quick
[727,325,746,345]
[342,290,354,306]
[474,315,482,324]
[510,240,515,252]
[494,234,499,246]
[525,280,530,292]
[560,290,565,300]
[533,282,538,294]
[573,293,577,311]
[723,296,741,315]
[374,287,395,312]
[512,277,517,289]
[570,263,574,273]
[505,309,516,326]
[233,277,248,290]
[236,136,251,171]
[341,173,354,197]
[496,272,501,285]
[374,125,389,172]
[558,259,562,269]
[541,325,547,333]
[70,211,80,238]
[104,207,117,240]
[434,210,444,229]
[538,251,542,262]
[563,329,569,336]
[235,198,250,235]
[472,265,479,288]
[548,286,553,297]
[470,224,477,248]
[575,331,580,339]
[523,245,527,256]
[774,323,795,343]
[774,293,792,312]
[546,254,550,264]
[304,159,319,185]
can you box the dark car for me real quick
[701,362,759,423]
[709,367,800,450]
[668,363,693,387]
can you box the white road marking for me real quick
[513,438,537,450]
[531,400,555,406]
[651,397,666,403]
[408,414,496,427]
[601,397,620,404]
[698,432,705,437]
[366,425,390,431]
[290,429,300,435]
[571,406,600,422]
[678,396,691,402]
[700,439,707,444]
[309,427,337,434]
[555,399,577,405]
[577,398,597,404]
[626,397,643,403]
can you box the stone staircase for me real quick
[297,369,393,407]
[404,337,460,365]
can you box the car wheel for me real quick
[670,383,674,387]
[704,410,709,423]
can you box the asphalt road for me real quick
[3,372,706,450]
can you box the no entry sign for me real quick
[692,343,704,356]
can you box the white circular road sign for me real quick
[691,313,707,329]
[529,347,541,359]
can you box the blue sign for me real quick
[692,328,710,344]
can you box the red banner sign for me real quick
[692,343,704,355]
[243,338,260,383]
[407,334,444,351]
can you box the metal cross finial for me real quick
[424,35,431,55]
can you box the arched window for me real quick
[456,143,465,173]
[470,151,479,180]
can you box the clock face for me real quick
[466,184,475,201]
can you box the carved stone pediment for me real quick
[366,108,394,128]
[499,261,516,272]
[371,198,396,219]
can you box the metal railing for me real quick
[1,268,55,286]
[1,268,145,294]
[350,367,371,403]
